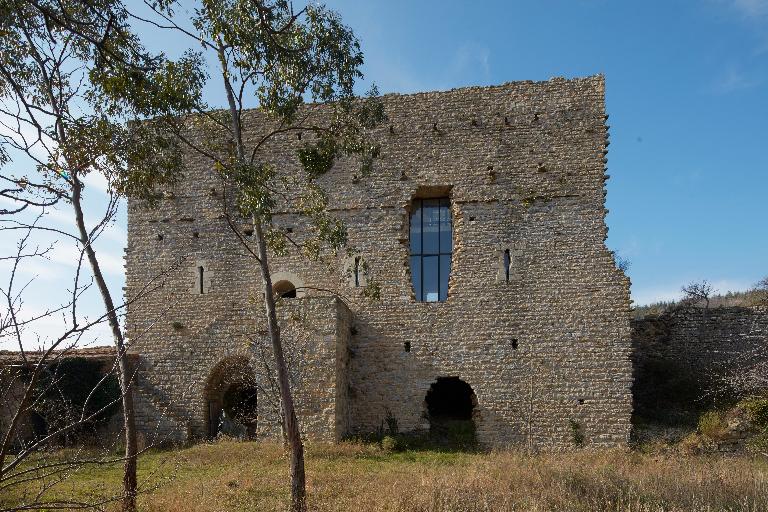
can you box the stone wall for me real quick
[0,348,133,448]
[125,75,633,448]
[632,305,768,391]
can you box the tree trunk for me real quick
[71,176,138,512]
[214,35,306,510]
[253,218,306,512]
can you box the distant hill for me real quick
[633,287,767,319]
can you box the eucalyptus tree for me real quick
[143,1,384,509]
[0,1,203,509]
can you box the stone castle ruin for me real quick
[124,75,634,448]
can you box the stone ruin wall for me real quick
[632,305,768,391]
[125,75,633,448]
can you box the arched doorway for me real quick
[205,357,258,439]
[425,377,477,447]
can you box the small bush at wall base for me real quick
[384,408,399,436]
[381,435,403,452]
[746,430,768,453]
[698,411,727,441]
[569,419,585,447]
[740,396,768,428]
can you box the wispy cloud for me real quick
[709,66,763,93]
[730,0,768,18]
[448,43,491,85]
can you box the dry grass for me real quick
[4,440,768,511]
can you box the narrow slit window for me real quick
[198,266,205,294]
[409,198,452,302]
[503,249,511,283]
[354,256,361,287]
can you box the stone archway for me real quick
[425,377,478,447]
[204,356,258,439]
[271,271,306,298]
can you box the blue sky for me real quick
[1,0,766,349]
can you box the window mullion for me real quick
[420,200,424,299]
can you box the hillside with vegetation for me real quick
[633,279,768,319]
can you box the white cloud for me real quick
[0,303,114,351]
[731,0,768,18]
[449,43,491,84]
[710,67,763,93]
[82,171,111,196]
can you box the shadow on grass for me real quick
[351,419,482,454]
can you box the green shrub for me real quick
[569,419,585,447]
[381,435,401,452]
[697,411,727,440]
[746,430,768,453]
[384,407,399,436]
[740,396,768,428]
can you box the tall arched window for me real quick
[410,198,452,302]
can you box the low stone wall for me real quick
[632,305,768,416]
[0,348,133,449]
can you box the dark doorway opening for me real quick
[425,377,477,448]
[273,280,297,299]
[222,384,258,425]
[205,357,258,439]
[426,377,474,420]
[208,383,258,438]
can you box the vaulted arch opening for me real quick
[273,280,297,299]
[425,377,477,447]
[204,357,258,439]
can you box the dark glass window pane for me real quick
[439,200,452,253]
[410,256,422,301]
[439,254,451,301]
[422,199,440,254]
[423,255,439,302]
[503,250,511,282]
[410,201,422,254]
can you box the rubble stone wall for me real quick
[125,75,633,448]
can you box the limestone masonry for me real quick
[125,75,633,448]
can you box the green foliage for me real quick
[264,227,289,257]
[740,396,768,427]
[384,408,399,436]
[746,430,768,453]
[298,137,338,178]
[188,0,384,268]
[32,357,121,442]
[697,411,726,440]
[219,160,277,219]
[380,435,400,453]
[569,419,585,447]
[0,0,203,203]
[296,184,347,259]
[363,281,382,302]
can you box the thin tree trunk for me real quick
[253,218,306,512]
[215,35,307,511]
[71,176,138,512]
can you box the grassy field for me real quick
[4,440,768,511]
